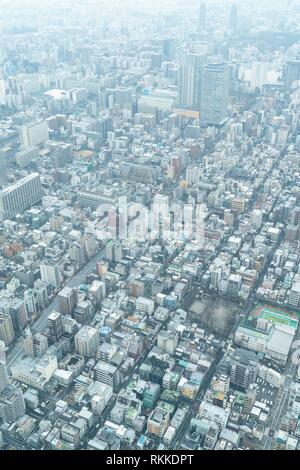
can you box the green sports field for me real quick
[250,304,299,330]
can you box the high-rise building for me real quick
[48,311,63,343]
[0,79,6,106]
[89,280,106,305]
[51,142,73,168]
[9,298,28,335]
[19,120,49,147]
[0,173,42,220]
[23,328,34,357]
[105,240,122,263]
[94,360,120,390]
[229,4,238,31]
[198,2,206,31]
[75,325,99,357]
[0,361,8,391]
[74,300,91,325]
[24,329,48,358]
[80,234,98,259]
[178,52,207,109]
[157,330,179,354]
[0,362,25,424]
[57,287,78,316]
[69,242,86,268]
[284,60,300,90]
[250,62,268,92]
[15,146,39,168]
[0,313,15,346]
[229,349,259,391]
[162,39,175,60]
[0,384,25,424]
[200,62,230,126]
[251,209,263,230]
[0,340,6,364]
[33,333,48,357]
[291,206,300,226]
[40,261,62,289]
[227,273,242,298]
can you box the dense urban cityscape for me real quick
[0,0,300,454]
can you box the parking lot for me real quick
[253,377,278,409]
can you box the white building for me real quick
[0,173,42,220]
[40,262,62,289]
[75,325,99,357]
[136,296,155,315]
[19,120,49,147]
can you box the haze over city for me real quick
[0,0,299,457]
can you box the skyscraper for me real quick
[198,2,206,32]
[178,52,207,109]
[200,62,231,126]
[229,4,238,31]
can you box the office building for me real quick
[58,287,78,316]
[48,311,63,343]
[178,52,207,109]
[157,330,179,354]
[0,173,42,220]
[23,328,34,357]
[23,329,47,358]
[229,4,238,31]
[136,296,155,315]
[0,313,15,346]
[229,348,259,391]
[19,120,49,147]
[250,62,268,92]
[11,354,57,390]
[0,341,5,364]
[0,361,8,391]
[198,2,206,31]
[9,298,28,335]
[0,384,25,424]
[284,60,300,90]
[40,261,62,289]
[75,325,99,357]
[105,240,122,263]
[73,301,91,325]
[89,280,106,305]
[15,146,39,168]
[162,39,175,60]
[94,360,120,390]
[200,62,230,126]
[50,142,73,167]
